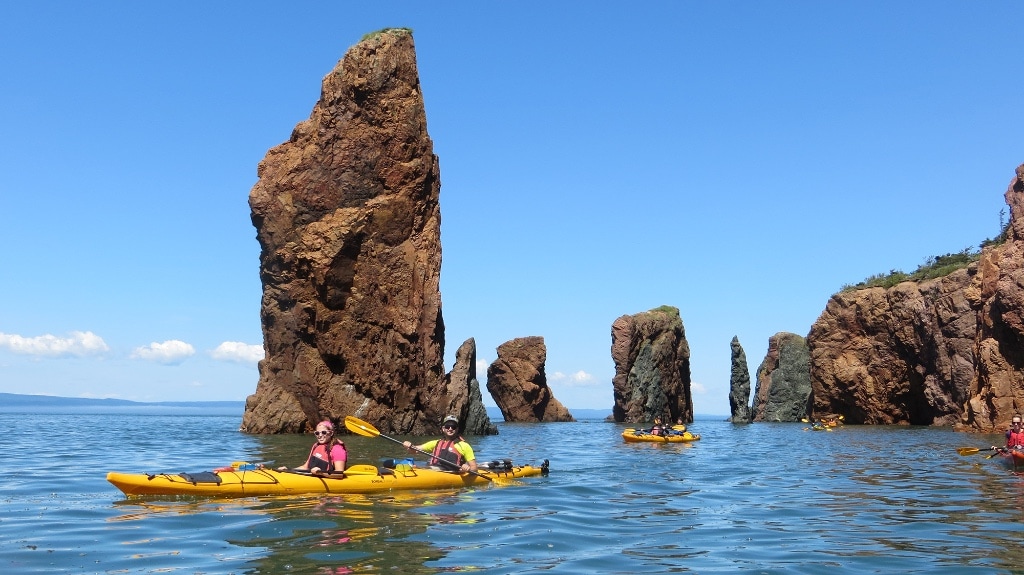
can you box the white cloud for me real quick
[472,360,597,388]
[131,340,195,365]
[475,358,490,376]
[691,381,707,394]
[0,331,110,357]
[210,341,264,364]
[549,370,597,387]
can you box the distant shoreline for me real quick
[0,392,724,420]
[0,392,245,415]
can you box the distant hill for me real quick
[0,393,245,414]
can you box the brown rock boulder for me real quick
[240,29,451,435]
[610,306,694,424]
[485,336,574,422]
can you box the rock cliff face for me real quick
[240,29,459,435]
[610,306,694,424]
[807,271,976,426]
[751,333,811,422]
[729,336,752,423]
[809,163,1024,431]
[962,163,1024,432]
[485,336,574,422]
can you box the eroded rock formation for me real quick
[443,338,498,435]
[809,163,1024,431]
[752,332,811,422]
[807,272,976,426]
[958,163,1024,432]
[241,29,469,435]
[485,336,574,422]
[729,336,752,423]
[611,306,694,424]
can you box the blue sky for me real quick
[1,2,1021,415]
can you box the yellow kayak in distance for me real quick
[622,428,701,443]
[107,460,549,498]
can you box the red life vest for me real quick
[1006,429,1024,447]
[430,438,464,467]
[306,441,346,472]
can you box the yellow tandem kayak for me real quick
[622,429,701,443]
[107,461,548,498]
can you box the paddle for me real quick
[956,446,1003,456]
[986,448,1009,460]
[344,415,522,486]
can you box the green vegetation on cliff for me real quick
[361,27,413,42]
[841,210,1010,292]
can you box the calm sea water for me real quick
[2,409,1023,574]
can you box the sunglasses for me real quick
[442,424,457,430]
[314,430,332,436]
[1014,422,1022,425]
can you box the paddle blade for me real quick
[957,447,981,456]
[344,416,381,438]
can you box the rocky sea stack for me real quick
[610,306,694,424]
[240,29,492,435]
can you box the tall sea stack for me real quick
[240,29,450,435]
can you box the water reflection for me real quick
[231,492,471,574]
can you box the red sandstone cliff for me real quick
[808,163,1024,431]
[963,163,1024,431]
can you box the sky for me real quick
[1,2,1021,416]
